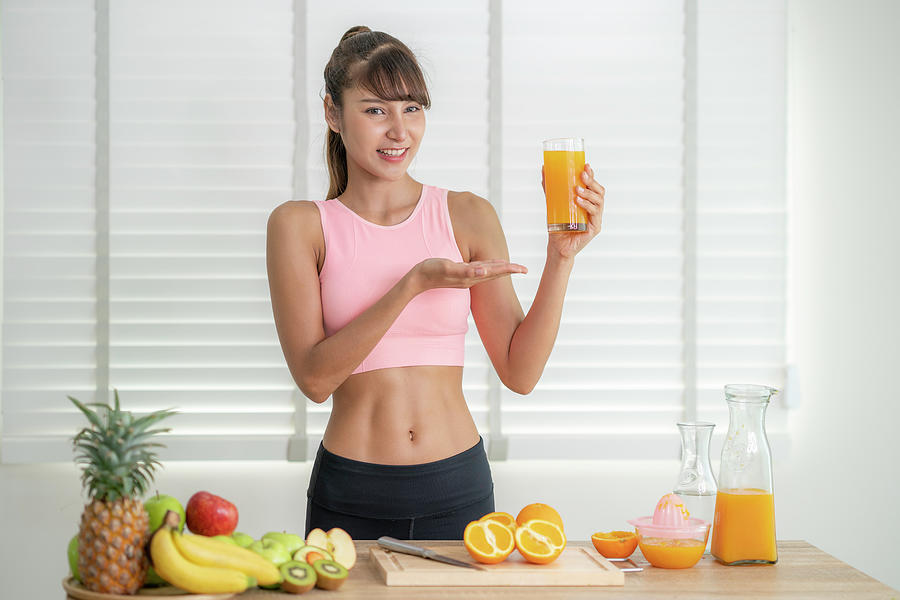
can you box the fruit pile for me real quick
[66,391,356,595]
[464,503,567,565]
[142,509,353,594]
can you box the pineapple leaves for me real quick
[68,395,105,431]
[130,409,178,433]
[68,390,177,502]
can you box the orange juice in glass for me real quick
[542,137,587,232]
[711,384,779,566]
[711,488,777,564]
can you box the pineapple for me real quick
[69,389,176,594]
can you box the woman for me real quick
[267,26,605,540]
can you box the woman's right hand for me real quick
[411,257,528,293]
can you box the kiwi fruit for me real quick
[279,560,317,594]
[293,544,334,564]
[312,558,348,590]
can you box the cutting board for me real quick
[370,543,625,586]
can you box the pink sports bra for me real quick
[313,184,469,374]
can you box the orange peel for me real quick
[477,511,517,534]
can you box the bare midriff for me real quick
[321,365,481,465]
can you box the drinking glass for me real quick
[673,422,718,551]
[542,137,587,232]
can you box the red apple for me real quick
[185,491,239,536]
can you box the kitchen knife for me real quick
[377,536,487,570]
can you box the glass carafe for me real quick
[711,384,778,565]
[673,422,717,550]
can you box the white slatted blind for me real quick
[108,0,297,460]
[501,0,687,458]
[2,0,300,462]
[2,0,98,463]
[695,0,788,442]
[1,0,787,463]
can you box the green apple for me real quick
[144,493,185,533]
[67,534,80,582]
[212,534,238,546]
[145,565,166,587]
[231,531,254,548]
[248,539,291,566]
[261,531,305,555]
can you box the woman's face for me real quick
[325,84,425,182]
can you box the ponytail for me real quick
[325,128,348,200]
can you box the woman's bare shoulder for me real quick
[446,190,508,263]
[269,199,321,221]
[267,200,325,264]
[447,190,500,227]
[269,200,325,232]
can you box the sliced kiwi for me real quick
[312,558,348,590]
[279,560,317,594]
[292,544,334,564]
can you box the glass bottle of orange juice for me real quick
[711,384,779,565]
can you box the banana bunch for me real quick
[148,510,282,594]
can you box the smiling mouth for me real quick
[377,148,408,157]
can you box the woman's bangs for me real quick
[354,48,431,108]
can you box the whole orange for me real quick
[516,503,564,531]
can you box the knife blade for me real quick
[377,536,487,570]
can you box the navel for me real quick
[408,429,415,442]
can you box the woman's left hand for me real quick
[542,163,605,261]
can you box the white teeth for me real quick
[378,148,406,157]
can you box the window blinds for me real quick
[498,0,788,458]
[2,0,300,462]
[693,0,788,441]
[1,0,787,463]
[2,0,99,463]
[500,1,688,459]
[108,0,298,460]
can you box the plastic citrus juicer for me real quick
[627,494,711,569]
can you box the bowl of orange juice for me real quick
[628,494,710,569]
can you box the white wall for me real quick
[782,0,900,590]
[1,0,899,597]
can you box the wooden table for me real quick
[65,540,898,599]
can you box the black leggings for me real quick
[305,436,494,540]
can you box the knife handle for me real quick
[377,536,432,558]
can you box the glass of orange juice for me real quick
[542,137,587,232]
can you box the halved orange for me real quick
[463,519,516,564]
[515,503,564,532]
[591,530,638,559]
[514,519,566,564]
[478,511,517,534]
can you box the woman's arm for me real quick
[504,252,575,395]
[464,194,567,395]
[267,201,526,403]
[466,164,605,394]
[267,201,413,403]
